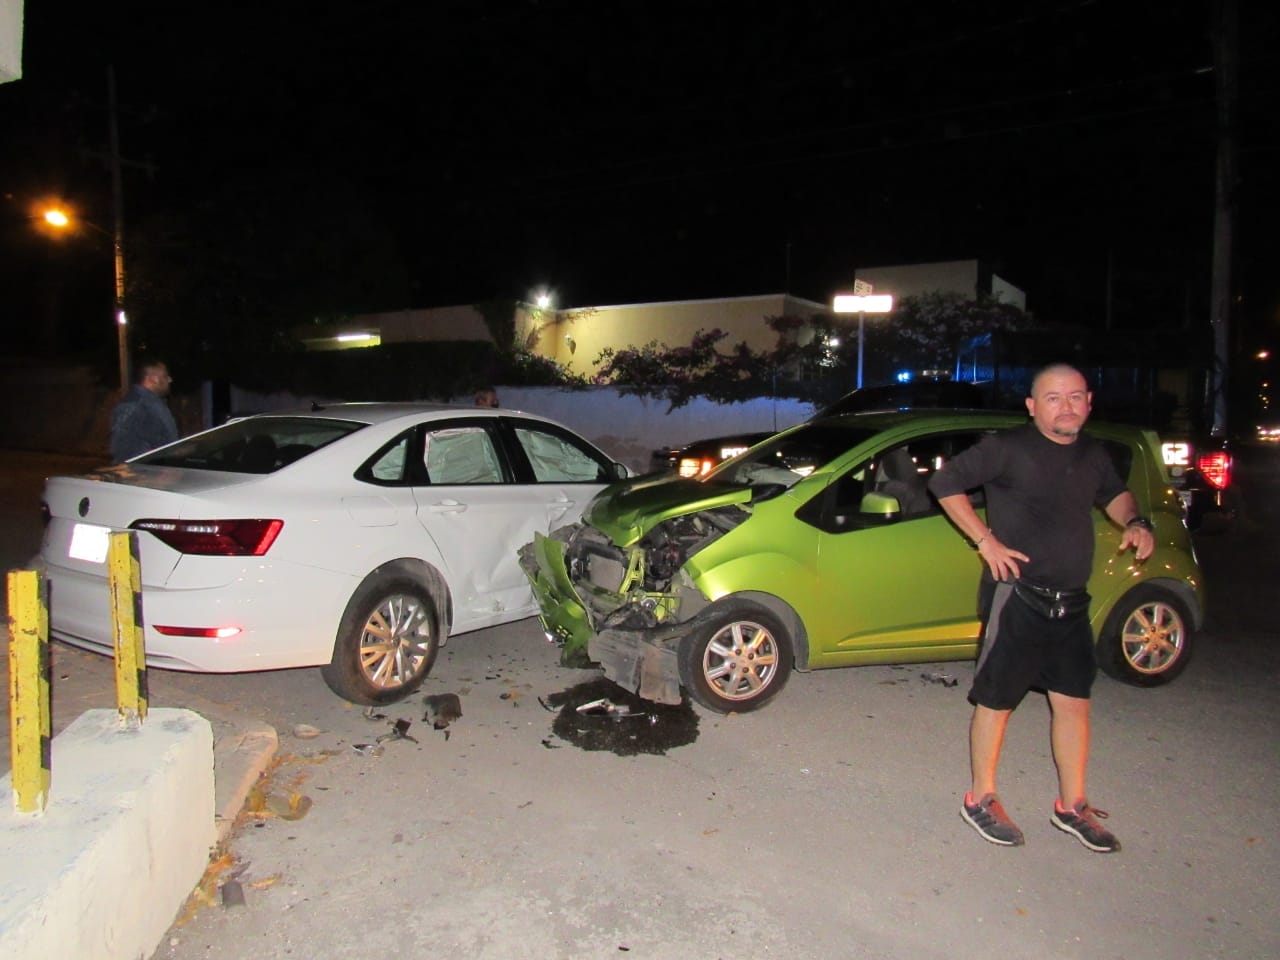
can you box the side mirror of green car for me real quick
[859,491,903,522]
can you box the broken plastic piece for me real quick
[352,743,385,757]
[375,718,418,744]
[576,698,649,720]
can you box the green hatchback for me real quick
[519,411,1205,713]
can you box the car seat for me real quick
[878,446,932,516]
[240,434,278,473]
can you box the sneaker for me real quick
[961,792,1025,846]
[1051,800,1121,853]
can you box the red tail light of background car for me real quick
[1196,451,1232,490]
[130,518,284,556]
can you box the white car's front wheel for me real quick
[322,575,441,705]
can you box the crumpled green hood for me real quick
[584,475,752,546]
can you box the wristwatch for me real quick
[1126,516,1154,532]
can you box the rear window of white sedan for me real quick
[138,417,364,473]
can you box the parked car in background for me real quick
[523,410,1204,714]
[39,403,628,705]
[1158,433,1233,530]
[650,380,985,476]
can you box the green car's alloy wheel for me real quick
[1096,585,1193,686]
[679,600,793,713]
[322,576,441,705]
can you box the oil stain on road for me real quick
[541,677,699,756]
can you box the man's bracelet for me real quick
[972,531,991,550]
[1126,516,1154,532]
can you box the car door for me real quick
[500,418,618,530]
[798,431,989,666]
[408,417,616,631]
[401,418,543,628]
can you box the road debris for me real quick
[220,879,246,908]
[543,677,698,756]
[576,698,656,722]
[920,671,959,687]
[423,692,463,730]
[375,718,418,744]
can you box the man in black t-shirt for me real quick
[928,364,1155,853]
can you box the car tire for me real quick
[678,600,793,713]
[1095,585,1193,686]
[321,575,442,705]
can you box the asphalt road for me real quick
[2,446,1278,960]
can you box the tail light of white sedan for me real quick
[131,519,283,556]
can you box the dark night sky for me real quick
[2,1,1278,360]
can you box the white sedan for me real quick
[39,402,627,704]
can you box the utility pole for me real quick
[1208,0,1238,437]
[81,66,155,390]
[108,65,129,391]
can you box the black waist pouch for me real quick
[1013,581,1091,620]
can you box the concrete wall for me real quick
[528,294,828,375]
[297,294,831,377]
[0,364,812,471]
[496,387,814,472]
[0,363,207,460]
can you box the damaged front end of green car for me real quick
[518,476,754,704]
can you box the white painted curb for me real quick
[0,708,215,960]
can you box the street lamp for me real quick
[42,206,130,390]
[833,292,895,389]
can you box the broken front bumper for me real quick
[519,529,688,705]
[519,529,596,661]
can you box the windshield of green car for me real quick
[705,423,877,489]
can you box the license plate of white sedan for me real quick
[68,523,111,563]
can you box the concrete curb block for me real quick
[0,708,215,960]
[139,688,280,842]
[209,716,279,842]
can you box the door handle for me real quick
[429,500,467,514]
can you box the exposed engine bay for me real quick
[565,505,746,620]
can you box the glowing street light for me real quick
[42,204,130,390]
[833,291,895,389]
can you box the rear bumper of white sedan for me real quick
[43,558,358,674]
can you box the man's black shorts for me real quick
[969,580,1097,710]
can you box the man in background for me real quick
[110,358,178,463]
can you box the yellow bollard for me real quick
[7,569,51,814]
[107,530,148,726]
